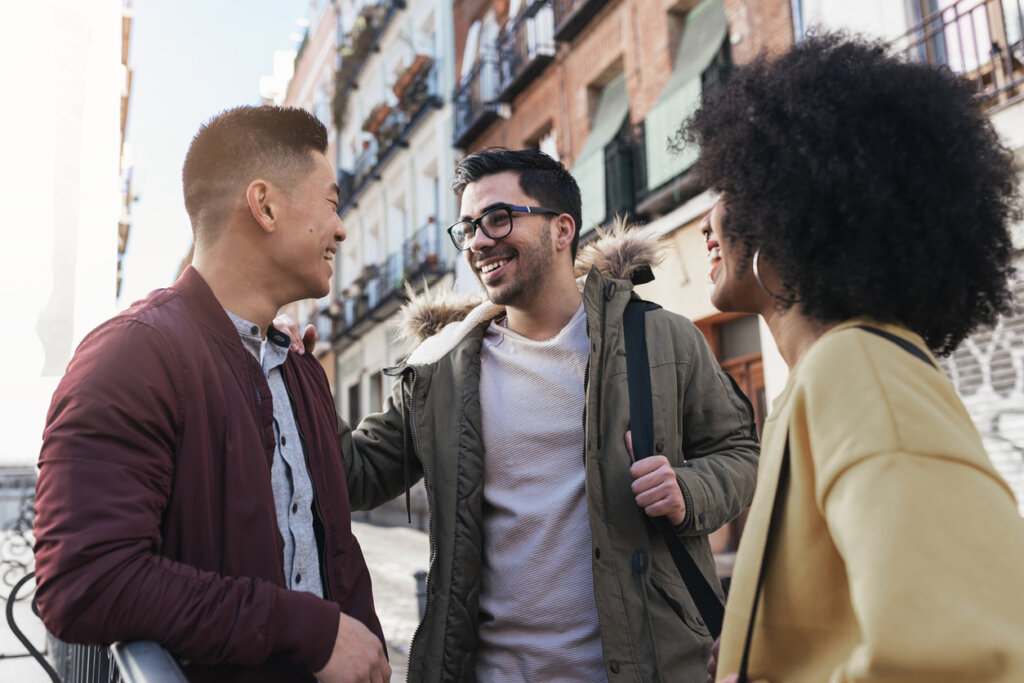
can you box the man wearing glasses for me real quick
[291,148,758,681]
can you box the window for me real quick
[572,72,629,231]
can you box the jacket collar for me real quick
[173,266,249,348]
[399,219,663,366]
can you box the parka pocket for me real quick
[649,572,712,638]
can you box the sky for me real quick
[120,0,315,305]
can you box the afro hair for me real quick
[681,32,1020,355]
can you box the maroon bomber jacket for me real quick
[34,266,383,682]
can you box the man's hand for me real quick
[706,636,720,683]
[272,314,318,355]
[314,613,391,683]
[625,431,687,525]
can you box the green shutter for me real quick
[644,0,727,191]
[572,73,630,234]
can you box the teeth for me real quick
[708,246,721,263]
[480,259,508,274]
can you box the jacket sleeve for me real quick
[341,374,422,510]
[672,319,760,536]
[34,319,340,671]
[822,451,1024,681]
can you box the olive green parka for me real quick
[341,227,760,682]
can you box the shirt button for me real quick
[295,573,302,584]
[281,435,287,446]
[609,661,620,674]
[292,503,298,514]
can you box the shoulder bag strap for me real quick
[623,298,725,639]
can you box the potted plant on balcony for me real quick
[392,54,433,100]
[361,102,394,135]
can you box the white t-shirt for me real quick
[475,304,606,682]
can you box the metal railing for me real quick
[332,0,406,130]
[339,61,442,215]
[333,218,450,339]
[497,1,557,102]
[1,469,186,682]
[453,53,501,147]
[897,0,1024,112]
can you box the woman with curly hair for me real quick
[687,33,1024,682]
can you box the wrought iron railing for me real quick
[453,53,501,148]
[897,0,1024,112]
[1,470,186,682]
[332,218,450,340]
[339,62,443,215]
[497,1,557,102]
[332,0,406,130]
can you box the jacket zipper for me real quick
[402,367,438,682]
[594,280,614,450]
[248,359,269,460]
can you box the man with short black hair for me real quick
[289,148,760,681]
[34,105,389,683]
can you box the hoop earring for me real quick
[752,248,799,304]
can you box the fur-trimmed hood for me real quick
[396,219,664,365]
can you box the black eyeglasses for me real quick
[447,204,560,251]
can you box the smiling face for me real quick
[701,199,764,314]
[458,171,559,307]
[271,150,345,302]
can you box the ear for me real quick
[553,213,575,252]
[246,179,276,233]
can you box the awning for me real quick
[644,0,727,191]
[572,73,630,233]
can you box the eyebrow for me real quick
[458,201,510,222]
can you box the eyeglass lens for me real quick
[453,207,513,248]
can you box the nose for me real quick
[335,217,347,243]
[466,224,495,252]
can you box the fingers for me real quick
[629,456,685,524]
[624,430,634,462]
[301,324,317,355]
[273,314,304,353]
[706,636,720,683]
[629,454,670,478]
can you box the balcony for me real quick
[330,219,451,347]
[497,1,557,102]
[331,0,406,129]
[897,0,1024,112]
[337,61,443,214]
[552,0,614,42]
[453,53,501,148]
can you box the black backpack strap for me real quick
[623,299,725,639]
